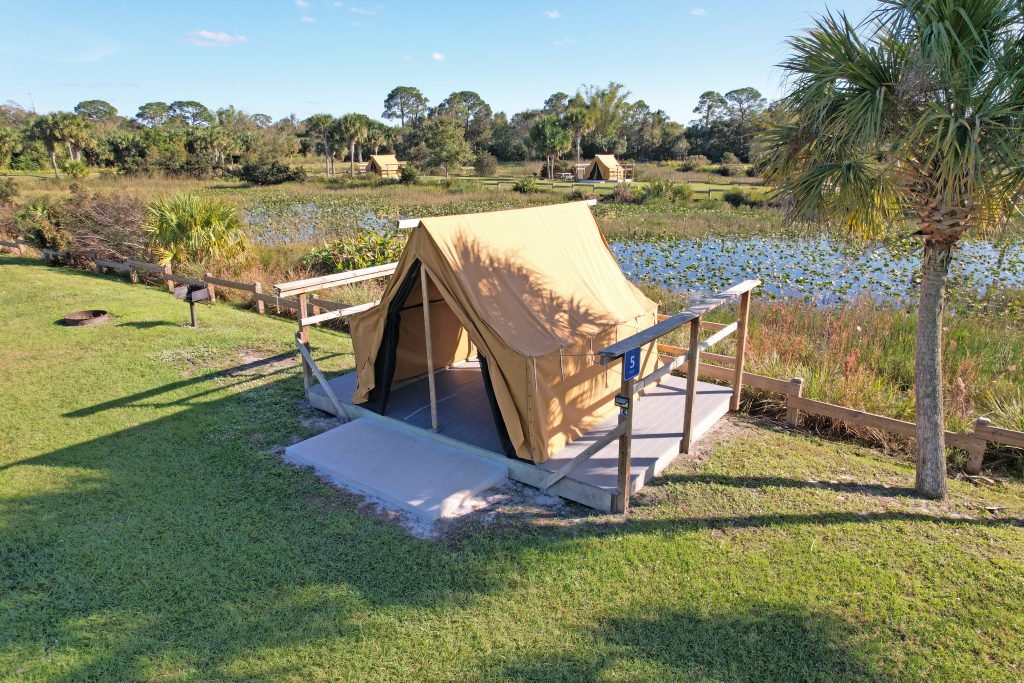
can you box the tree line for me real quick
[0,83,772,179]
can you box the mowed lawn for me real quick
[1,254,1023,682]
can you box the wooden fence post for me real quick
[253,282,265,314]
[162,265,174,292]
[731,289,751,412]
[681,317,702,454]
[129,262,139,284]
[297,293,312,394]
[204,273,216,303]
[93,252,102,274]
[965,418,990,475]
[614,373,636,514]
[786,377,804,426]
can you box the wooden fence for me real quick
[4,236,1022,475]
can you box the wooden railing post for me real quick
[786,377,804,426]
[965,418,990,475]
[614,373,636,514]
[253,282,265,314]
[297,293,312,394]
[204,272,217,303]
[93,252,102,274]
[731,289,751,412]
[681,316,702,453]
[162,264,174,292]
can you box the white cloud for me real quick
[300,15,316,22]
[349,5,380,15]
[543,9,560,19]
[295,0,309,7]
[185,30,247,47]
[690,8,707,16]
[431,52,445,61]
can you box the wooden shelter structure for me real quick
[578,154,634,182]
[366,154,402,178]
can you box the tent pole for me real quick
[420,267,439,431]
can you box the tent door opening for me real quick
[369,261,515,455]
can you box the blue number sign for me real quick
[623,347,641,381]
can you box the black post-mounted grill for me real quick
[174,284,211,327]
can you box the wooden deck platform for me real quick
[309,360,731,512]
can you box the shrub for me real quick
[695,198,725,210]
[473,151,498,177]
[444,178,475,194]
[722,188,767,208]
[612,183,637,203]
[718,163,745,177]
[677,154,710,172]
[512,177,540,193]
[143,193,247,266]
[399,164,420,184]
[670,183,694,203]
[15,198,73,252]
[721,152,740,165]
[746,165,759,178]
[60,159,89,179]
[640,179,674,203]
[61,191,148,261]
[0,178,17,205]
[302,229,406,274]
[566,188,594,202]
[238,160,306,185]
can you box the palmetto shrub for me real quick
[143,193,247,266]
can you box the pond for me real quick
[611,236,1024,307]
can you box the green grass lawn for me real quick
[2,255,1023,681]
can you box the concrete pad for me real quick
[285,417,508,522]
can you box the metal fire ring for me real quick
[63,310,110,326]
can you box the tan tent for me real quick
[582,154,625,181]
[348,202,660,464]
[367,154,401,178]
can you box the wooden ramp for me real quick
[309,362,730,512]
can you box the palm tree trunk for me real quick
[323,134,329,176]
[575,135,581,166]
[49,149,59,179]
[914,237,953,499]
[349,140,355,175]
[358,143,363,164]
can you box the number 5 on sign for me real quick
[623,347,641,381]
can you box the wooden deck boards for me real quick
[311,360,732,510]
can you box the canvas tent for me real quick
[367,154,402,178]
[582,154,626,181]
[348,201,660,464]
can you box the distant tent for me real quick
[367,154,402,178]
[348,202,660,464]
[583,154,626,181]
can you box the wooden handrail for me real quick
[274,262,398,297]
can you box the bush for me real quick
[677,155,710,172]
[61,191,148,261]
[143,193,247,266]
[566,188,595,202]
[746,165,759,178]
[238,160,307,185]
[301,229,406,274]
[444,178,474,194]
[721,152,740,165]
[512,177,540,193]
[722,188,767,208]
[15,198,73,252]
[670,183,694,203]
[0,178,17,205]
[611,183,637,203]
[60,159,89,179]
[695,198,725,210]
[399,165,420,184]
[473,151,498,177]
[718,163,745,177]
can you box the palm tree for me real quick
[583,82,630,147]
[29,112,81,178]
[304,114,334,176]
[365,120,391,155]
[562,102,593,167]
[143,193,247,266]
[760,0,1024,499]
[337,113,369,175]
[529,115,572,180]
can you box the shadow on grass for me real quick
[500,605,877,682]
[2,351,1019,679]
[652,472,919,498]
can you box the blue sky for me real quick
[2,0,876,123]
